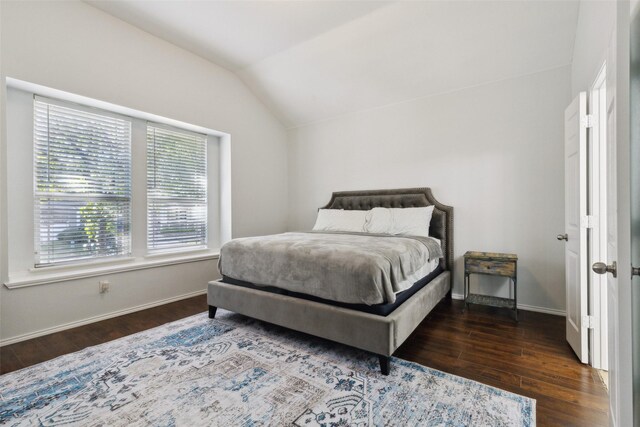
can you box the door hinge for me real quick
[581,114,595,128]
[581,215,597,229]
[582,315,596,330]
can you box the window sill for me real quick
[4,251,220,289]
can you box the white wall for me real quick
[571,0,617,96]
[288,66,571,313]
[0,1,288,343]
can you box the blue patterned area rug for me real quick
[1,310,535,426]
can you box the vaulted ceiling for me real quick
[88,0,580,128]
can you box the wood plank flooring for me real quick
[0,295,608,426]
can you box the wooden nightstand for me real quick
[464,251,518,321]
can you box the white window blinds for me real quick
[147,125,207,253]
[34,98,132,266]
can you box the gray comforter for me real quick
[218,232,443,305]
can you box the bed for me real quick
[207,187,453,374]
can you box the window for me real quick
[34,98,132,266]
[147,125,207,253]
[5,80,227,286]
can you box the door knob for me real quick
[593,261,617,278]
[632,266,640,278]
[557,233,568,241]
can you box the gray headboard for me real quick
[321,188,454,272]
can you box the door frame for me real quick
[588,62,609,371]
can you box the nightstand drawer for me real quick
[465,259,515,277]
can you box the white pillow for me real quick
[312,209,368,232]
[364,207,392,234]
[390,206,434,237]
[365,206,434,237]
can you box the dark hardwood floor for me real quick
[0,295,608,426]
[396,300,609,426]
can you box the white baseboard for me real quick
[0,289,207,347]
[1,289,565,346]
[516,303,566,317]
[451,293,565,317]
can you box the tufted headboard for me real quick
[321,188,454,272]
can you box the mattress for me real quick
[221,264,444,316]
[218,231,443,305]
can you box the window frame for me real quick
[33,96,134,267]
[146,123,209,254]
[3,78,231,288]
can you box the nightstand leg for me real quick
[513,277,518,322]
[464,273,469,312]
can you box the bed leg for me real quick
[379,355,390,375]
[208,305,217,319]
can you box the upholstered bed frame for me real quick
[207,188,453,374]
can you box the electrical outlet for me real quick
[99,280,110,294]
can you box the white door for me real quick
[595,13,633,425]
[563,92,589,363]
